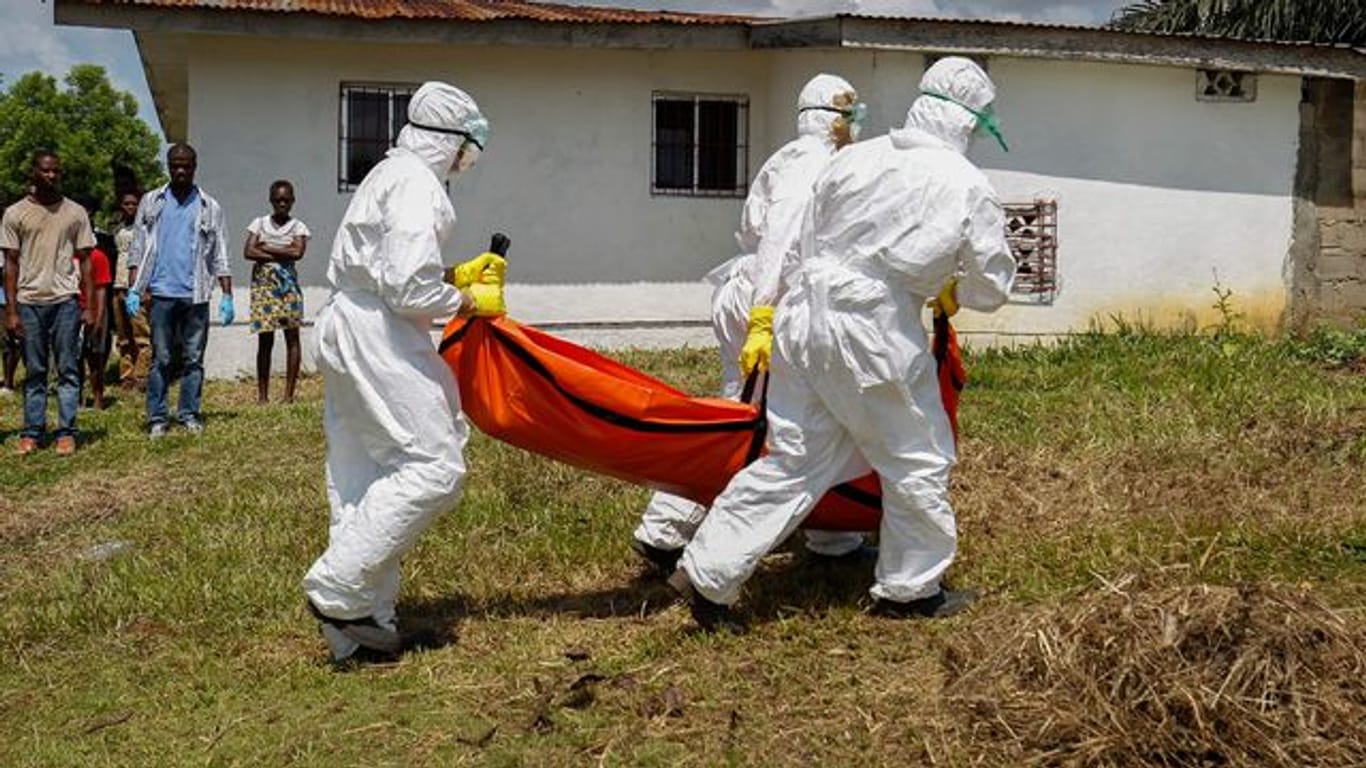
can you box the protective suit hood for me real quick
[796,73,858,147]
[395,81,486,180]
[900,57,996,155]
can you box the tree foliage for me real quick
[1112,0,1366,46]
[0,65,164,216]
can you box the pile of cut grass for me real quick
[944,578,1366,766]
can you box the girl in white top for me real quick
[243,179,309,403]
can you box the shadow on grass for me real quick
[741,552,877,622]
[407,554,881,631]
[4,426,113,449]
[77,426,110,447]
[396,593,469,653]
[403,572,681,629]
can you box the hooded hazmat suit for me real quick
[302,82,487,656]
[633,74,866,559]
[676,57,1017,608]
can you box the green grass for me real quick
[1,331,1364,766]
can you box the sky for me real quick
[2,0,1131,141]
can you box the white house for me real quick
[55,0,1366,377]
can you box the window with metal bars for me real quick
[1004,200,1058,304]
[338,83,417,191]
[652,93,749,197]
[1196,69,1257,103]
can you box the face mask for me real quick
[464,116,490,151]
[921,91,1009,152]
[411,115,490,153]
[843,102,867,142]
[412,115,490,175]
[846,101,868,133]
[801,101,868,145]
[800,103,867,126]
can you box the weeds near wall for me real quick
[1092,312,1157,337]
[1209,270,1245,339]
[1289,326,1366,369]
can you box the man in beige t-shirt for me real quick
[1,150,95,456]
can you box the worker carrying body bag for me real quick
[437,270,966,532]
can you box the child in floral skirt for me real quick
[244,180,308,403]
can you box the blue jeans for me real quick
[147,297,209,426]
[19,299,82,439]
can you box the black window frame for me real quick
[338,82,419,192]
[651,92,750,198]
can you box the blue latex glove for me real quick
[219,295,235,327]
[124,291,141,317]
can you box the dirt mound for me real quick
[944,581,1366,767]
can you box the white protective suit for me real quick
[634,74,865,557]
[678,57,1017,606]
[302,82,485,644]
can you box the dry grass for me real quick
[943,579,1366,766]
[0,331,1363,766]
[0,465,176,543]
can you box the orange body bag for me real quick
[438,314,964,532]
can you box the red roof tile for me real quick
[72,0,757,25]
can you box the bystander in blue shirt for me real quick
[149,187,199,299]
[126,148,232,437]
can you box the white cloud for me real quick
[0,3,76,75]
[0,0,162,136]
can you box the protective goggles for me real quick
[800,101,868,128]
[410,115,490,151]
[921,91,1008,152]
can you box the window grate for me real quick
[339,83,418,191]
[1196,69,1257,103]
[1004,200,1058,304]
[651,93,749,198]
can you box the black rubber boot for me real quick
[631,539,683,578]
[308,601,402,660]
[666,568,748,635]
[870,588,978,620]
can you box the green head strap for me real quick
[921,91,1008,153]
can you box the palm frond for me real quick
[1111,0,1366,46]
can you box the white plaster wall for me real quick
[184,36,771,377]
[767,52,1301,334]
[188,36,770,289]
[983,58,1299,334]
[182,39,1301,378]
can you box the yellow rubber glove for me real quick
[448,252,507,289]
[462,282,506,317]
[739,305,775,375]
[929,277,959,318]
